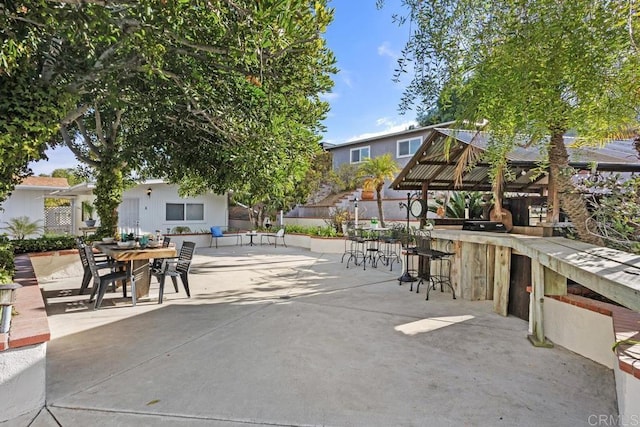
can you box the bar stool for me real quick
[341,229,366,268]
[362,230,381,270]
[416,238,456,300]
[378,229,402,271]
[398,230,418,286]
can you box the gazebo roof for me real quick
[390,129,640,193]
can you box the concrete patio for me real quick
[6,244,617,426]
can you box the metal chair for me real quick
[149,237,171,270]
[85,246,130,310]
[76,238,112,295]
[260,228,287,248]
[209,226,224,248]
[151,241,195,304]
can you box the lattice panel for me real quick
[44,205,72,234]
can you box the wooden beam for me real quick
[493,245,512,316]
[544,266,567,296]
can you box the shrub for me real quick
[0,269,12,284]
[281,224,318,235]
[324,207,352,233]
[11,235,76,254]
[333,163,359,192]
[0,242,15,277]
[314,226,338,237]
[171,226,192,234]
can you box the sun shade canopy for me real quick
[390,129,640,193]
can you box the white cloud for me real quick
[375,117,396,127]
[320,92,340,101]
[377,41,398,59]
[338,70,353,88]
[345,118,418,142]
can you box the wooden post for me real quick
[421,181,430,228]
[460,241,488,300]
[528,259,553,347]
[493,245,511,316]
[486,245,496,300]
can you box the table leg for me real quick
[131,259,151,300]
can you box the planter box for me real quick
[309,236,345,253]
[166,232,347,254]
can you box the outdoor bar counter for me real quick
[427,229,640,317]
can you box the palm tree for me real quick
[2,216,44,240]
[357,154,400,227]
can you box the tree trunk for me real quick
[548,132,603,245]
[376,186,385,227]
[95,161,123,237]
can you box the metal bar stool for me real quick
[416,238,456,300]
[398,230,418,286]
[341,228,366,268]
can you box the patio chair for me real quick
[85,246,130,310]
[76,238,112,295]
[260,227,287,248]
[210,226,224,248]
[151,241,195,304]
[149,237,171,272]
[341,228,365,268]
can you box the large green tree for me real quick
[380,0,640,244]
[2,1,335,235]
[0,2,75,203]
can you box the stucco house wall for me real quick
[326,123,447,200]
[0,177,69,238]
[119,181,228,236]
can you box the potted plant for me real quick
[360,178,375,200]
[82,201,96,227]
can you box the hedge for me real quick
[10,235,77,255]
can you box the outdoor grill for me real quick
[461,220,507,233]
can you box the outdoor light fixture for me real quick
[146,187,152,197]
[350,197,359,228]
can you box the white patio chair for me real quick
[260,227,287,248]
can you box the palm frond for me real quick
[453,144,482,188]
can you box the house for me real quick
[0,177,70,238]
[31,179,228,237]
[324,122,454,200]
[118,180,228,236]
[288,122,453,223]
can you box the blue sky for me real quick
[30,1,416,175]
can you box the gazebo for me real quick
[390,128,640,228]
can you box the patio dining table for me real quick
[94,243,177,302]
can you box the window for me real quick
[166,203,204,221]
[350,146,370,163]
[397,137,422,158]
